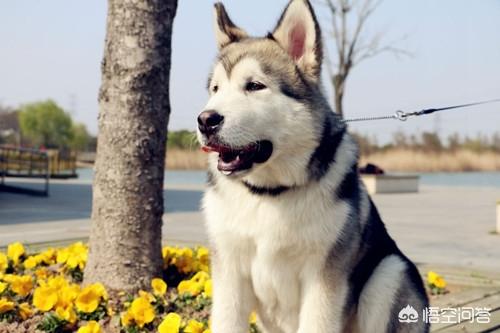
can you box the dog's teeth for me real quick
[222,170,232,176]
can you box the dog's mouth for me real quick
[201,140,273,176]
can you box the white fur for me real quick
[358,255,407,333]
[203,133,359,333]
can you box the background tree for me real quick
[167,130,198,150]
[84,0,178,292]
[18,100,73,148]
[321,0,408,117]
[0,105,20,145]
[69,123,91,151]
[421,131,443,152]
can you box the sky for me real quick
[1,0,499,143]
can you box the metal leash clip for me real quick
[394,110,408,122]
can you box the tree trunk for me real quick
[333,74,345,118]
[84,0,178,292]
[334,88,344,118]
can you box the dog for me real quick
[196,1,429,332]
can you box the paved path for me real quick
[1,178,499,273]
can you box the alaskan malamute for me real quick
[197,0,429,332]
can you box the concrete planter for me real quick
[361,174,419,194]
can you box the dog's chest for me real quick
[249,238,314,331]
[204,182,346,331]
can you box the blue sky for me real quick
[1,0,499,143]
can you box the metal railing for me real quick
[0,146,50,196]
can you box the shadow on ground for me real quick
[0,181,203,225]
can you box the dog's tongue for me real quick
[201,143,264,174]
[201,145,231,154]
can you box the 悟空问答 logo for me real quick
[399,305,419,323]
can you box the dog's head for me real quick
[198,0,345,188]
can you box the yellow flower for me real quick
[158,313,182,333]
[77,320,101,333]
[46,275,70,291]
[173,248,195,273]
[75,284,104,313]
[434,277,447,289]
[427,271,447,289]
[0,297,15,313]
[427,271,438,284]
[33,285,58,312]
[57,284,80,309]
[55,304,77,324]
[191,271,209,284]
[151,278,167,296]
[10,275,33,297]
[57,242,88,270]
[92,282,108,300]
[249,311,257,324]
[138,290,155,303]
[40,248,56,265]
[56,248,70,264]
[129,296,155,328]
[177,280,202,296]
[0,253,7,272]
[203,279,212,298]
[162,247,172,261]
[0,282,7,294]
[19,302,33,320]
[202,330,211,333]
[121,310,134,327]
[66,254,86,270]
[35,267,50,280]
[196,247,210,272]
[184,319,204,333]
[7,242,25,265]
[94,282,109,301]
[2,274,15,283]
[23,256,41,270]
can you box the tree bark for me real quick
[84,0,178,292]
[333,74,345,118]
[334,87,344,118]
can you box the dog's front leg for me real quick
[297,273,349,333]
[211,252,255,333]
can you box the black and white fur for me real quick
[197,1,429,332]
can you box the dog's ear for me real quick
[272,0,323,80]
[213,2,248,50]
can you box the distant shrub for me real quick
[167,130,198,150]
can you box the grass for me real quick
[166,149,206,170]
[363,149,500,172]
[166,148,500,172]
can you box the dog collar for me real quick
[242,181,291,197]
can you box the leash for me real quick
[343,98,500,123]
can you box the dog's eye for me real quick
[245,81,267,92]
[212,85,219,93]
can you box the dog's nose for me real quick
[198,110,224,136]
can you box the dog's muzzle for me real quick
[201,140,273,176]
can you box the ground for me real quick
[1,178,500,332]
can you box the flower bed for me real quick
[0,242,446,333]
[0,242,259,333]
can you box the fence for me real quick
[0,146,77,196]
